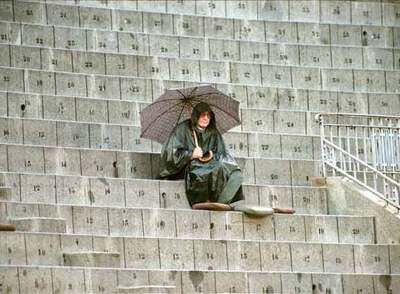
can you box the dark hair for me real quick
[190,102,216,129]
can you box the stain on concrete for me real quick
[379,275,392,291]
[189,271,204,289]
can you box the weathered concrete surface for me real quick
[11,217,66,233]
[326,177,400,244]
[63,251,121,268]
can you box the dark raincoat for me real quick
[159,103,243,206]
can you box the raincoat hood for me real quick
[190,102,216,130]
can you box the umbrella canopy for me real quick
[140,85,241,144]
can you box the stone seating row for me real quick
[2,265,398,294]
[0,92,326,135]
[0,133,394,188]
[7,143,396,187]
[0,113,381,163]
[0,143,322,185]
[0,201,374,243]
[0,102,389,143]
[2,1,400,38]
[0,73,396,122]
[0,91,395,140]
[0,232,397,274]
[0,116,161,154]
[4,115,386,168]
[2,58,400,94]
[1,24,400,68]
[5,169,398,217]
[3,97,391,142]
[38,0,400,27]
[0,115,322,157]
[3,81,398,115]
[16,0,400,25]
[0,172,328,214]
[1,43,400,92]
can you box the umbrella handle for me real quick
[192,129,199,147]
[192,129,213,163]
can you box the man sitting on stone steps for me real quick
[159,102,294,216]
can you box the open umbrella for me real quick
[140,85,241,144]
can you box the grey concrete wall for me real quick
[1,0,400,293]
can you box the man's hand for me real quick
[191,147,203,159]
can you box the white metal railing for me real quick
[316,113,400,211]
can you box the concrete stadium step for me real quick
[0,90,324,137]
[0,115,323,160]
[0,87,320,138]
[0,93,393,151]
[2,265,399,294]
[1,1,398,41]
[63,251,121,268]
[0,143,323,186]
[0,95,396,139]
[0,21,397,62]
[2,79,398,118]
[1,201,376,243]
[1,29,398,71]
[0,171,329,214]
[0,232,397,274]
[10,216,66,233]
[0,41,399,96]
[0,88,396,139]
[8,109,396,163]
[1,52,399,96]
[0,0,398,293]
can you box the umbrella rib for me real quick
[140,102,183,136]
[187,86,198,98]
[141,90,206,137]
[172,104,187,136]
[170,88,202,133]
[141,89,217,109]
[189,91,217,99]
[176,89,188,99]
[141,97,191,108]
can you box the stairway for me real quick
[1,0,400,293]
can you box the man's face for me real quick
[198,111,211,128]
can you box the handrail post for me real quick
[316,114,326,177]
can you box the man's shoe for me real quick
[192,202,232,211]
[233,205,274,217]
[273,207,295,214]
[0,223,16,231]
[230,201,274,217]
